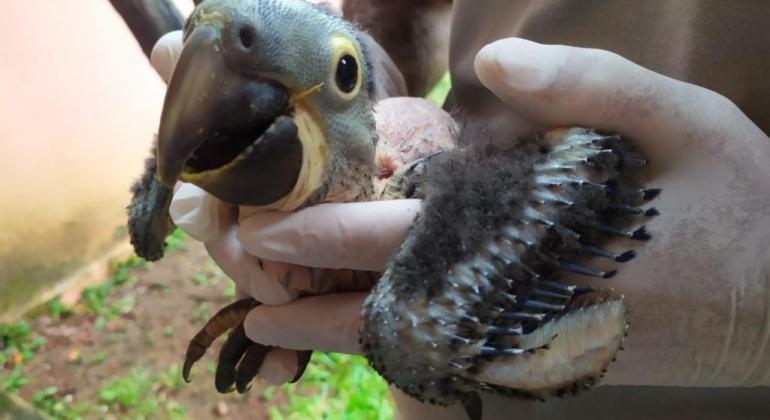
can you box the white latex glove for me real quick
[388,38,770,419]
[228,38,770,417]
[232,37,770,388]
[155,29,770,414]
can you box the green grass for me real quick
[192,302,211,324]
[7,184,403,418]
[76,254,149,327]
[26,365,187,420]
[266,353,393,420]
[28,365,187,420]
[425,72,451,107]
[222,283,236,300]
[90,351,108,366]
[32,386,97,420]
[0,320,45,393]
[97,366,186,419]
[1,232,192,417]
[163,325,174,337]
[164,229,188,253]
[191,260,225,287]
[2,367,28,393]
[0,255,148,399]
[46,298,74,321]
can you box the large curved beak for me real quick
[157,26,303,206]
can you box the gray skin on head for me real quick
[196,0,379,193]
[128,0,383,259]
[162,0,379,207]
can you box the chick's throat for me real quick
[260,99,328,211]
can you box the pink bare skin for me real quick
[374,97,458,178]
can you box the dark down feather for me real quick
[361,128,657,410]
[127,144,175,261]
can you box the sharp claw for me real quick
[215,323,252,394]
[183,298,259,384]
[582,244,637,263]
[234,343,273,393]
[182,337,209,383]
[291,350,313,383]
[183,358,194,383]
[630,226,651,241]
[235,382,251,394]
[462,392,483,420]
[615,250,638,262]
[641,188,661,200]
[645,207,660,217]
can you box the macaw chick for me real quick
[126,1,660,419]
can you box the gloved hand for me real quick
[153,30,770,400]
[391,39,770,419]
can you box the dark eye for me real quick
[335,54,358,93]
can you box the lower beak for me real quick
[156,26,303,206]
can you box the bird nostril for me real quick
[238,25,255,49]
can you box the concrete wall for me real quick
[0,1,191,321]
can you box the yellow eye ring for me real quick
[330,36,363,100]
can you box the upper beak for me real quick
[156,25,303,206]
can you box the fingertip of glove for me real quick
[169,183,223,242]
[475,38,564,94]
[258,348,299,385]
[151,31,184,83]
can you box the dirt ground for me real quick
[16,240,277,419]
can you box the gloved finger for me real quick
[231,287,300,385]
[170,182,231,243]
[235,286,249,300]
[473,38,736,146]
[258,347,299,385]
[244,292,367,355]
[150,30,183,83]
[205,224,302,305]
[171,184,312,303]
[238,200,421,271]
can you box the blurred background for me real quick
[0,0,442,418]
